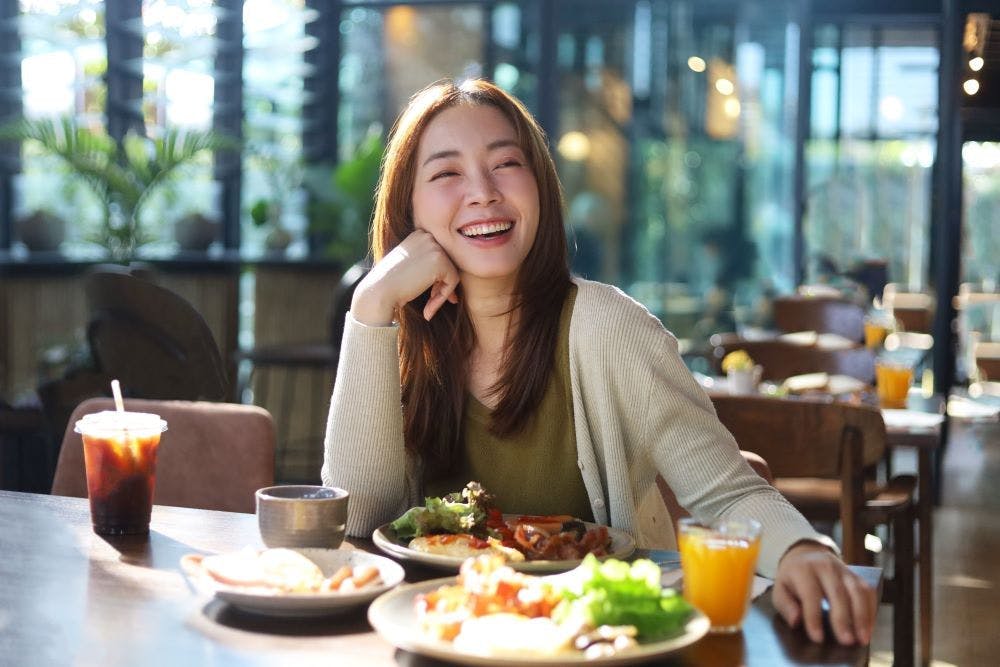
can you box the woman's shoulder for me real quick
[570,277,676,343]
[572,278,664,325]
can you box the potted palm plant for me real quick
[0,117,236,260]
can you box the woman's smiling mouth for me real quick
[459,220,514,239]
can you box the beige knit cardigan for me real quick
[322,278,834,577]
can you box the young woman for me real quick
[322,78,875,646]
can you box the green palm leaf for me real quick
[0,116,239,258]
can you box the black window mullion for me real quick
[104,0,145,142]
[0,0,20,250]
[304,0,341,166]
[213,0,244,250]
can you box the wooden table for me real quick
[886,394,946,667]
[0,491,878,666]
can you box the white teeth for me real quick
[460,221,512,237]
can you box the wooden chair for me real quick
[236,260,369,482]
[85,269,228,402]
[883,285,935,334]
[51,397,275,513]
[974,341,1000,382]
[711,334,876,384]
[709,394,916,666]
[773,295,866,342]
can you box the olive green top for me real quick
[426,285,593,521]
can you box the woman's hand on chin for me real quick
[352,230,460,326]
[772,541,877,646]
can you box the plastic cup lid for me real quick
[74,410,168,436]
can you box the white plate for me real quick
[781,373,866,396]
[180,548,405,617]
[368,577,710,666]
[826,374,867,395]
[372,518,636,573]
[881,408,945,432]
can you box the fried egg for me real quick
[409,534,525,561]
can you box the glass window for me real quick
[242,0,312,257]
[13,0,107,255]
[141,0,220,254]
[338,4,485,152]
[10,0,232,258]
[963,142,1000,289]
[805,24,939,296]
[555,0,800,351]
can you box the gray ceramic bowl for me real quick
[255,485,349,549]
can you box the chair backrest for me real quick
[773,296,866,342]
[709,394,887,477]
[85,270,228,401]
[51,397,275,513]
[711,335,876,383]
[327,259,371,351]
[709,394,887,560]
[883,284,935,333]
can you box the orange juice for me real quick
[678,518,761,632]
[875,362,913,409]
[864,319,890,348]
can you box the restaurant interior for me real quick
[0,1,998,665]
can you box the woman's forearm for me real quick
[322,314,410,535]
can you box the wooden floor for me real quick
[869,417,1000,666]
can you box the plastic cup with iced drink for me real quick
[75,411,168,535]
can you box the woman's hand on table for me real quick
[352,230,460,325]
[773,541,877,646]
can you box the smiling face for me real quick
[411,103,540,288]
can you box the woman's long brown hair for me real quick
[371,79,571,478]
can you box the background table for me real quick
[0,491,878,666]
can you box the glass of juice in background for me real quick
[75,411,168,535]
[864,316,891,349]
[678,517,762,633]
[875,360,914,409]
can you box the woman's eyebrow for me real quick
[421,139,520,167]
[422,149,458,167]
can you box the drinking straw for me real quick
[111,379,125,412]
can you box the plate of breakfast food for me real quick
[372,482,636,573]
[180,547,405,617]
[368,553,709,665]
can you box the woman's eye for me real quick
[430,170,458,180]
[496,159,522,169]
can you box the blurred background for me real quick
[0,0,998,483]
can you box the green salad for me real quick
[390,481,496,540]
[554,555,694,640]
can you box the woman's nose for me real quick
[467,169,501,206]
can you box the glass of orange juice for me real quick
[875,360,914,409]
[864,317,890,349]
[678,517,762,633]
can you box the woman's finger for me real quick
[844,570,876,645]
[818,567,855,645]
[793,569,826,643]
[423,271,460,320]
[771,578,802,630]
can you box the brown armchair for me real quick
[52,397,275,514]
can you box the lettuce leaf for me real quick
[389,481,496,540]
[553,555,694,640]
